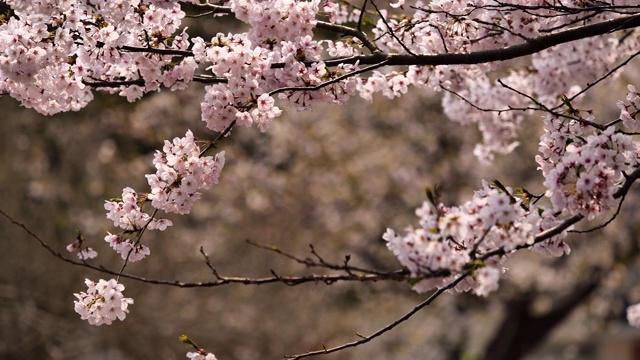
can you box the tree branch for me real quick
[283,271,471,359]
[92,14,640,72]
[324,13,640,67]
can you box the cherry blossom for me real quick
[104,232,151,262]
[384,179,571,296]
[536,113,640,219]
[73,278,134,326]
[66,241,98,260]
[618,84,640,130]
[186,352,218,360]
[627,304,640,328]
[146,130,225,215]
[99,129,225,266]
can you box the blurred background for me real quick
[2,9,640,360]
[3,76,640,360]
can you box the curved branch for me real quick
[0,207,411,288]
[280,165,640,359]
[479,166,640,262]
[245,239,400,276]
[283,271,471,359]
[4,167,639,290]
[569,192,627,234]
[321,13,640,67]
[179,2,232,17]
[614,167,640,198]
[83,79,145,87]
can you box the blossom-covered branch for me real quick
[3,0,640,359]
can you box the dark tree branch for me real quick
[484,227,640,360]
[570,192,627,234]
[614,167,640,198]
[283,271,472,359]
[268,60,389,96]
[0,207,411,288]
[330,13,640,67]
[119,45,193,57]
[559,50,640,110]
[3,166,639,290]
[83,75,227,88]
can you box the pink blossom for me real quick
[74,279,133,326]
[628,304,640,328]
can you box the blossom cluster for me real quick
[193,32,275,132]
[352,1,637,161]
[195,29,357,133]
[384,87,640,303]
[105,187,165,231]
[71,130,225,325]
[73,278,134,326]
[66,240,98,260]
[98,130,225,263]
[322,1,361,25]
[186,352,218,360]
[627,304,640,328]
[104,232,151,262]
[383,181,570,296]
[195,1,323,132]
[1,1,637,149]
[536,113,640,219]
[3,0,634,155]
[618,84,640,130]
[0,0,195,113]
[146,130,225,214]
[231,0,318,43]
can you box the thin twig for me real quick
[315,20,379,53]
[569,192,627,234]
[369,0,418,57]
[269,60,389,96]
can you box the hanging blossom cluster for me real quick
[536,97,640,328]
[73,278,134,326]
[536,113,640,219]
[66,239,98,260]
[98,130,225,261]
[186,352,218,360]
[67,130,225,323]
[146,130,225,214]
[618,84,640,131]
[383,181,569,297]
[101,187,167,262]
